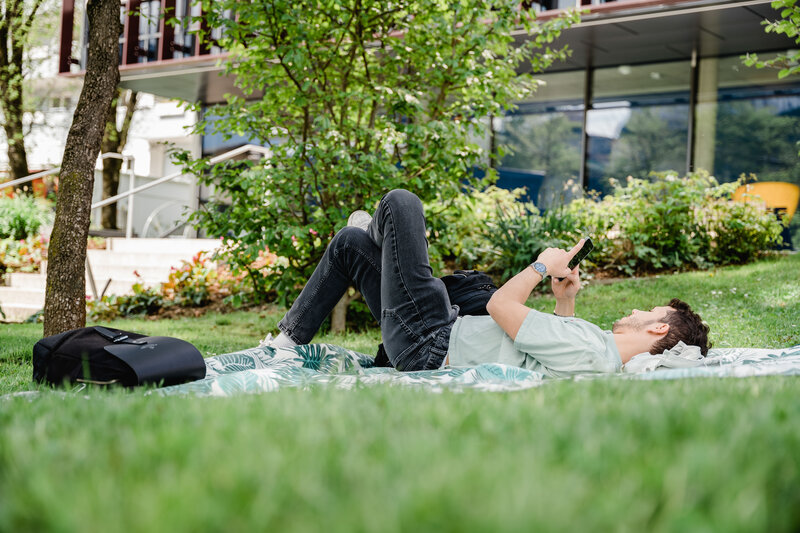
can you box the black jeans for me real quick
[277,189,458,370]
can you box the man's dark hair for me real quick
[650,298,711,356]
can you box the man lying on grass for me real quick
[263,189,710,376]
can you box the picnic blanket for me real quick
[154,343,800,397]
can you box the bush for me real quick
[0,235,48,277]
[86,253,261,320]
[485,171,784,277]
[424,186,528,275]
[0,195,53,240]
[487,203,583,282]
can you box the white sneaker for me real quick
[258,333,275,348]
[347,210,372,231]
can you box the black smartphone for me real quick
[556,237,594,281]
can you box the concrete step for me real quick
[86,249,210,268]
[88,264,175,280]
[4,272,46,289]
[3,273,163,299]
[107,237,220,255]
[0,303,42,322]
[0,287,45,306]
[90,278,165,296]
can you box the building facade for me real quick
[58,0,800,207]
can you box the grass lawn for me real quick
[1,254,799,532]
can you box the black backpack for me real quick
[33,326,206,387]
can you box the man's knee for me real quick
[331,226,372,251]
[383,189,421,211]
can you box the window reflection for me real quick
[586,61,690,194]
[496,70,584,206]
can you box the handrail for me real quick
[0,167,60,190]
[0,152,133,191]
[90,144,271,210]
[3,144,270,240]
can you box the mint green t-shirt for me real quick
[447,310,622,378]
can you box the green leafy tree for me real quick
[742,0,800,79]
[182,0,579,305]
[0,0,44,180]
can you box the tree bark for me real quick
[330,291,360,333]
[100,89,138,229]
[44,0,121,337]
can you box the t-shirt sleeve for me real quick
[513,309,618,375]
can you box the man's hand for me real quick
[552,266,581,301]
[535,239,585,279]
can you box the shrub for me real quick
[86,251,269,320]
[0,235,48,277]
[487,202,583,282]
[486,170,784,278]
[182,1,578,307]
[572,171,783,274]
[0,195,53,240]
[424,186,528,274]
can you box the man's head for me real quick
[612,298,711,356]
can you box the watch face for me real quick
[534,262,547,275]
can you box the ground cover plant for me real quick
[0,254,798,531]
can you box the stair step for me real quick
[107,238,220,255]
[0,287,45,306]
[0,303,42,322]
[86,250,215,268]
[4,272,47,289]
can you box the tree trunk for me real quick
[330,291,360,333]
[44,0,121,337]
[2,100,29,180]
[0,0,44,181]
[100,89,138,229]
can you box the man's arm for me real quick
[487,241,584,340]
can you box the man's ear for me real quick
[647,322,670,336]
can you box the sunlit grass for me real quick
[0,254,798,532]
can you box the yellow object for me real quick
[733,181,800,222]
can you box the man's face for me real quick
[612,306,673,333]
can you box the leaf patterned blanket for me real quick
[154,343,800,397]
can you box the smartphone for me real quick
[556,237,594,281]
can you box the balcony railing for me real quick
[60,0,643,75]
[59,0,221,74]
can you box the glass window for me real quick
[586,61,691,194]
[170,0,197,59]
[695,54,800,248]
[496,70,584,206]
[695,55,800,186]
[137,0,161,63]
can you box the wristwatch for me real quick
[530,261,547,278]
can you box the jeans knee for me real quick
[383,189,421,211]
[331,226,371,252]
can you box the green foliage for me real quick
[0,194,52,240]
[181,0,579,305]
[0,234,47,277]
[424,185,526,274]
[86,254,256,320]
[488,202,582,282]
[87,275,166,321]
[742,0,800,79]
[487,171,784,277]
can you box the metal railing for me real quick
[2,144,272,299]
[2,143,271,237]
